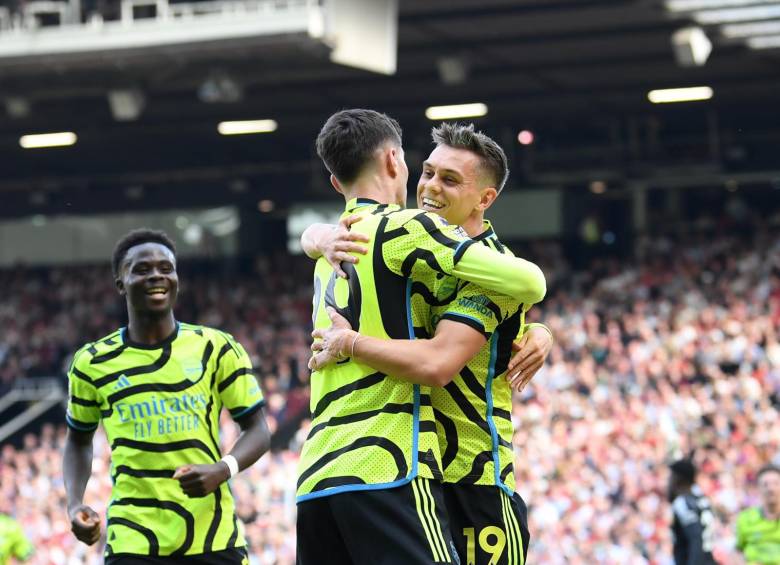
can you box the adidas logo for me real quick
[113,374,131,391]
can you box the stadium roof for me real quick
[1,0,779,217]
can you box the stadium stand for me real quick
[0,224,778,564]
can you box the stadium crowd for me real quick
[1,226,779,564]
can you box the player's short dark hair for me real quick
[669,459,697,485]
[112,228,177,277]
[757,464,780,481]
[316,109,403,185]
[431,122,509,193]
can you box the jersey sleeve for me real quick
[215,333,265,421]
[65,346,101,432]
[452,242,546,305]
[439,281,515,339]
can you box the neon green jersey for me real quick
[428,222,523,494]
[0,514,33,565]
[66,322,264,558]
[298,200,546,502]
[737,507,780,564]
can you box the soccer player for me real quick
[668,459,718,565]
[0,511,33,564]
[63,229,269,565]
[306,122,551,565]
[736,464,780,565]
[297,109,547,564]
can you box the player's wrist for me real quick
[219,454,239,480]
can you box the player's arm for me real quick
[63,349,102,546]
[310,307,485,386]
[174,408,270,497]
[300,217,369,278]
[63,427,101,546]
[175,334,269,497]
[452,242,546,305]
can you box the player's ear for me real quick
[477,186,498,211]
[115,276,126,296]
[330,174,344,195]
[386,146,400,178]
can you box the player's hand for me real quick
[506,326,553,392]
[320,215,370,278]
[69,504,101,546]
[173,463,230,497]
[309,307,355,371]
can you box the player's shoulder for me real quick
[70,328,123,368]
[389,208,464,234]
[182,323,244,353]
[736,506,762,525]
[180,322,229,343]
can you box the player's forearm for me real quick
[453,244,547,305]
[350,333,454,387]
[228,409,270,473]
[63,430,94,513]
[300,223,336,259]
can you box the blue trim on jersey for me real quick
[441,311,487,332]
[452,240,469,262]
[297,475,414,503]
[65,412,99,432]
[486,332,511,495]
[406,278,421,482]
[230,399,266,420]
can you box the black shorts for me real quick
[443,484,530,565]
[105,547,248,565]
[297,477,460,565]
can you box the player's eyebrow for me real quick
[421,161,463,178]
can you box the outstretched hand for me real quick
[309,307,357,371]
[320,215,370,278]
[506,326,553,392]
[69,504,101,546]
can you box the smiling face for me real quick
[416,144,497,234]
[116,242,179,315]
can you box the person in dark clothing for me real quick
[668,459,719,565]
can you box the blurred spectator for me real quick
[0,508,34,564]
[735,465,780,565]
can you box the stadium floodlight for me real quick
[19,131,77,148]
[666,0,779,12]
[722,20,780,37]
[648,86,714,103]
[217,120,278,136]
[747,33,780,48]
[425,103,488,121]
[694,5,780,24]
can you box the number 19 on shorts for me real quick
[463,527,506,565]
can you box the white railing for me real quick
[0,0,325,59]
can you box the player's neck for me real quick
[126,311,177,346]
[461,212,486,238]
[764,504,780,520]
[345,174,400,206]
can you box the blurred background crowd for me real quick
[1,219,778,564]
